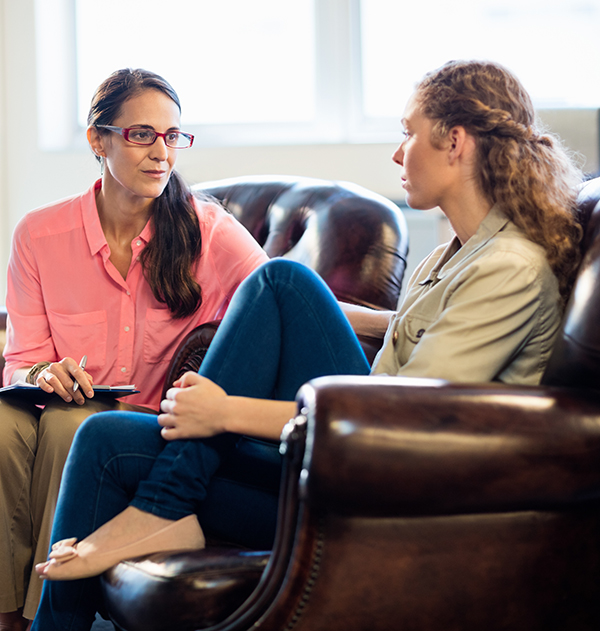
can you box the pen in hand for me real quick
[72,355,88,393]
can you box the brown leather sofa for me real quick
[98,177,600,631]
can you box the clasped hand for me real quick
[36,358,94,405]
[158,372,228,440]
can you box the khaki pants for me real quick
[0,396,154,620]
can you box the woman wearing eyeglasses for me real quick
[0,68,268,630]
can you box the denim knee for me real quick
[70,411,162,463]
[73,411,123,445]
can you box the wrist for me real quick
[26,361,51,385]
[220,396,241,434]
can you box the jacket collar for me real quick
[419,204,510,286]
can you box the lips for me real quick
[143,170,166,179]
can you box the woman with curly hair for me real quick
[32,60,582,631]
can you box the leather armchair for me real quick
[192,176,408,311]
[101,177,600,630]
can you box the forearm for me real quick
[223,397,297,441]
[160,374,298,442]
[339,302,395,338]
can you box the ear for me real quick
[446,126,473,164]
[87,126,107,158]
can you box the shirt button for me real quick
[121,367,127,373]
[392,330,399,345]
[124,326,130,332]
[136,240,142,247]
[416,329,425,338]
[136,256,140,261]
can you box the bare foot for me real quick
[35,507,205,581]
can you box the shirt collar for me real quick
[138,217,153,244]
[82,179,152,256]
[82,180,108,257]
[423,204,511,284]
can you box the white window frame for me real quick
[35,0,600,155]
[36,0,381,150]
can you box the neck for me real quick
[96,179,153,245]
[440,186,493,245]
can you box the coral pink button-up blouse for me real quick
[3,180,268,409]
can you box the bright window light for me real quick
[361,0,600,120]
[37,0,600,150]
[75,0,316,127]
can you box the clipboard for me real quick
[0,382,139,405]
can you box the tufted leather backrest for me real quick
[192,175,409,311]
[542,178,600,388]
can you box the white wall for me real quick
[0,0,8,299]
[1,0,598,303]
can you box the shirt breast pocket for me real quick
[47,309,107,371]
[404,316,430,344]
[396,315,433,364]
[143,308,183,365]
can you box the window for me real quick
[36,0,600,150]
[360,0,600,119]
[75,0,316,127]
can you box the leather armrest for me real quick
[296,375,600,517]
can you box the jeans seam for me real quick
[91,453,159,530]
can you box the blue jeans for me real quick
[32,259,371,631]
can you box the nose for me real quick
[392,144,404,166]
[149,136,169,161]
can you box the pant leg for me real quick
[201,258,371,399]
[32,411,167,631]
[132,259,370,523]
[24,398,154,621]
[0,398,40,614]
[35,260,371,629]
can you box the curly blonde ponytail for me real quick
[414,60,582,302]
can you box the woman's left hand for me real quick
[158,372,229,440]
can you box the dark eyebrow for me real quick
[129,124,182,131]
